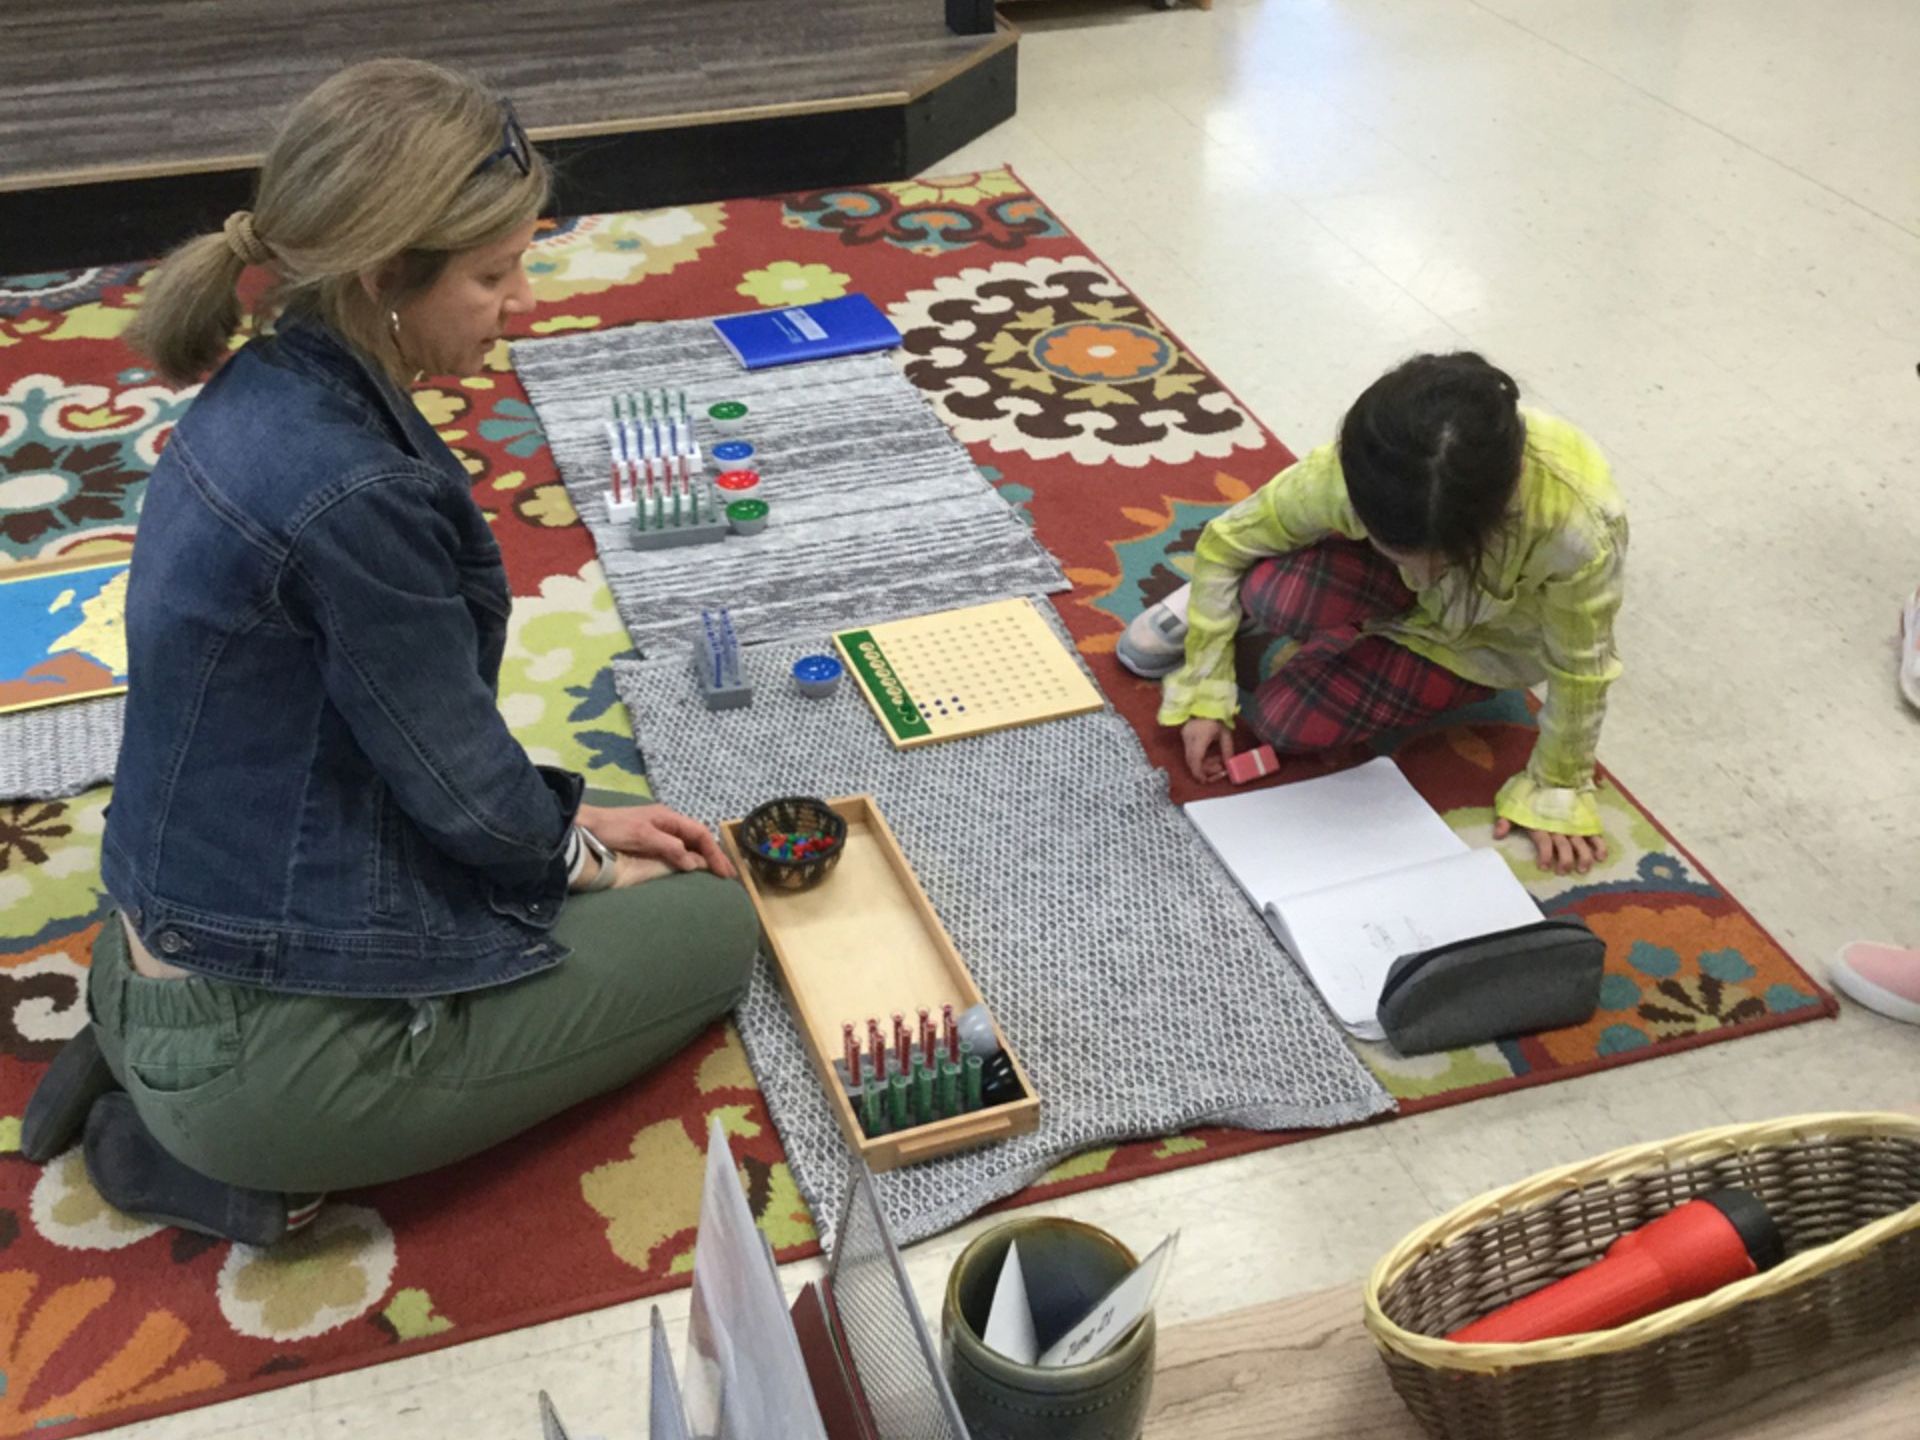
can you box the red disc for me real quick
[716,469,761,492]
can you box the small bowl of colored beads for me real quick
[739,796,847,892]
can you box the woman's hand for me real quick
[1181,718,1236,784]
[576,802,738,881]
[575,851,677,891]
[1493,818,1608,876]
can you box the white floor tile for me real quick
[92,1403,318,1440]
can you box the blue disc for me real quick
[793,655,844,683]
[712,440,755,463]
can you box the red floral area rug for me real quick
[0,169,1831,1436]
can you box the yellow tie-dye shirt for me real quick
[1158,410,1627,836]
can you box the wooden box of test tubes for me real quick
[721,793,1040,1171]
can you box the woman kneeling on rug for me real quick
[1120,352,1626,877]
[20,60,759,1245]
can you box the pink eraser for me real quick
[1226,744,1278,785]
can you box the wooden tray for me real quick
[723,793,1041,1171]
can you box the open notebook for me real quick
[1184,757,1542,1040]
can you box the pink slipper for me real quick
[1832,941,1920,1025]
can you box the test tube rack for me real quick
[695,608,752,711]
[832,1001,1020,1138]
[603,390,735,550]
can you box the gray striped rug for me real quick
[511,321,1068,656]
[0,697,122,800]
[611,625,1392,1247]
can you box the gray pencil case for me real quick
[1376,916,1605,1056]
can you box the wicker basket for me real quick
[1364,1113,1920,1440]
[738,796,846,892]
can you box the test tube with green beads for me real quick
[888,1073,911,1131]
[913,1060,935,1126]
[964,1054,984,1111]
[939,1059,961,1118]
[861,1077,885,1137]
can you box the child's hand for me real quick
[1181,718,1236,784]
[1493,818,1609,876]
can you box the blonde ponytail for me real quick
[126,59,549,387]
[127,230,250,386]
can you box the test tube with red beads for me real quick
[867,1018,885,1083]
[942,1003,959,1064]
[918,1007,935,1069]
[892,1012,908,1074]
[842,1022,861,1085]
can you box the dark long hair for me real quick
[1338,352,1525,580]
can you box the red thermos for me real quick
[1447,1188,1784,1344]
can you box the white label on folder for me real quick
[772,307,829,345]
[983,1241,1040,1365]
[1036,1232,1178,1369]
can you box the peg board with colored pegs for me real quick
[832,598,1104,748]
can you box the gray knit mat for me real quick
[612,629,1392,1247]
[0,696,122,801]
[512,322,1067,656]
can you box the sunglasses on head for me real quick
[470,99,532,180]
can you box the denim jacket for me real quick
[101,317,580,998]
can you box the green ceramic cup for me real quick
[941,1217,1157,1440]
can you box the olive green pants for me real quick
[87,867,759,1194]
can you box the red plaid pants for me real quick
[1241,541,1492,752]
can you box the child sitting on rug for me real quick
[1119,351,1625,877]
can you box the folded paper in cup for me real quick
[984,1240,1041,1364]
[1038,1232,1179,1369]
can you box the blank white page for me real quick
[1184,757,1467,910]
[683,1118,828,1440]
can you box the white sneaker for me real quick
[1118,584,1192,678]
[1901,588,1920,711]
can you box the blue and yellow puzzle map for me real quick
[0,557,130,714]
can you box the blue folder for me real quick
[712,293,903,370]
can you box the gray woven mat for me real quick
[0,696,122,800]
[512,323,1067,656]
[612,629,1391,1247]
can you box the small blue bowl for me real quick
[712,439,755,464]
[793,654,845,699]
